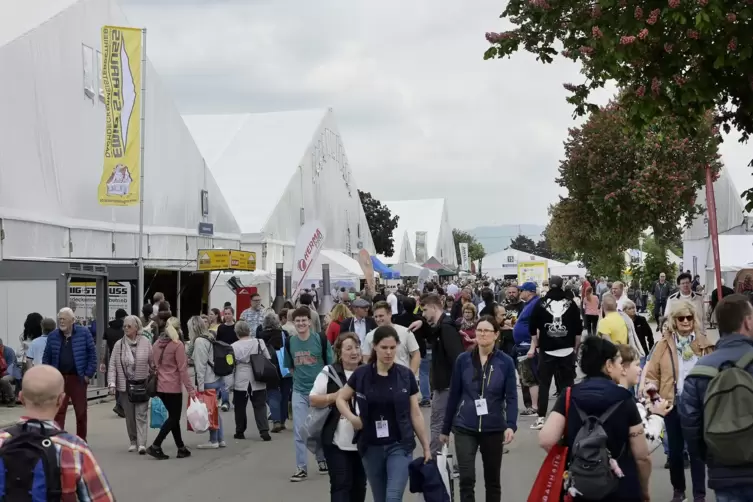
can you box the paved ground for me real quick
[0,392,715,501]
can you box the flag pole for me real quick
[137,27,147,308]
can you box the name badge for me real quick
[475,398,488,416]
[376,419,390,438]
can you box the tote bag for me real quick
[304,366,344,454]
[527,387,571,502]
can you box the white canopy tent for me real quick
[209,270,275,311]
[390,262,436,278]
[306,250,377,282]
[0,0,241,264]
[551,265,587,277]
[477,248,566,279]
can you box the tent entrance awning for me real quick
[423,257,456,276]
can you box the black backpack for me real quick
[199,335,236,377]
[285,332,329,368]
[0,420,63,501]
[566,400,622,500]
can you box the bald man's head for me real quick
[602,293,618,313]
[21,365,65,413]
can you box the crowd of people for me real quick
[3,269,753,501]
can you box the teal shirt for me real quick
[283,332,335,394]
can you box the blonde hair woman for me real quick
[644,300,713,502]
[167,317,183,342]
[107,315,153,454]
[191,315,227,448]
[325,303,353,344]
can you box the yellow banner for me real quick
[98,26,143,206]
[197,250,257,271]
[517,261,548,286]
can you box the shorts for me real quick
[518,357,538,387]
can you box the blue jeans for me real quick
[717,487,753,502]
[268,377,292,423]
[292,390,324,469]
[664,408,705,498]
[419,350,432,400]
[204,380,224,443]
[362,443,413,502]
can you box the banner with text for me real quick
[291,220,326,299]
[517,261,548,287]
[98,26,142,206]
[459,243,470,271]
[69,281,132,325]
[415,231,427,264]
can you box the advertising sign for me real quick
[69,281,131,324]
[291,220,326,299]
[517,261,548,287]
[357,249,375,293]
[415,231,428,263]
[197,250,256,271]
[98,26,143,206]
[459,243,470,271]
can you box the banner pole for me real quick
[137,28,147,308]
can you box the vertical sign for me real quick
[459,243,470,271]
[291,221,326,299]
[98,26,143,206]
[415,231,427,263]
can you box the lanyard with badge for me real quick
[373,365,396,438]
[475,360,494,416]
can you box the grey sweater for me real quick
[193,336,220,390]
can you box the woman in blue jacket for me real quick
[440,315,518,502]
[336,325,431,502]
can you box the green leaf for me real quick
[695,12,703,27]
[714,54,725,68]
[483,47,498,60]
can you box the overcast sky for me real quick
[121,0,753,230]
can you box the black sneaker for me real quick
[271,422,284,433]
[664,458,670,469]
[113,406,125,418]
[177,447,191,459]
[260,432,272,442]
[520,407,538,416]
[233,433,245,440]
[290,468,307,482]
[419,399,431,408]
[318,460,328,475]
[146,445,169,460]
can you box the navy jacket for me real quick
[513,295,539,345]
[42,325,97,379]
[442,349,518,435]
[679,333,753,490]
[350,363,415,454]
[408,457,450,502]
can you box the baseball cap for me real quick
[519,282,537,293]
[549,276,564,289]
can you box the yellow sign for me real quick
[197,250,256,271]
[98,26,143,206]
[517,261,548,286]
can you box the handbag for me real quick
[527,387,571,502]
[146,341,166,397]
[304,365,344,454]
[250,340,280,387]
[120,341,150,403]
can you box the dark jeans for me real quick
[233,388,269,435]
[454,429,504,502]
[717,487,753,502]
[55,374,88,441]
[664,408,706,497]
[268,377,292,423]
[585,315,599,337]
[323,445,367,502]
[521,386,532,409]
[537,352,575,417]
[153,392,184,449]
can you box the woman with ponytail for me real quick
[440,315,518,502]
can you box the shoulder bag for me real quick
[146,341,166,398]
[250,340,280,387]
[120,339,150,403]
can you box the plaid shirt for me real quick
[0,419,114,502]
[240,307,265,335]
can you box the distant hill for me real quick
[468,225,547,255]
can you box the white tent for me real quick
[183,109,376,272]
[390,262,434,278]
[701,234,753,289]
[306,250,377,282]
[551,265,587,277]
[683,166,752,281]
[0,0,241,264]
[209,270,275,310]
[379,199,457,267]
[477,248,566,278]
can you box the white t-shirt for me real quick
[616,294,628,312]
[309,368,357,451]
[362,324,420,369]
[387,293,399,315]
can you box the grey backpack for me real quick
[567,401,622,500]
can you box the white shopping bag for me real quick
[186,397,210,433]
[436,445,453,498]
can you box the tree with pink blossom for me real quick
[485,0,753,207]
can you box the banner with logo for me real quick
[517,261,548,287]
[357,249,375,294]
[415,231,428,263]
[459,243,470,271]
[69,281,132,325]
[98,26,143,206]
[291,220,326,299]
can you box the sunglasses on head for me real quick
[676,315,694,322]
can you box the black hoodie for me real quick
[429,315,465,392]
[103,318,125,354]
[529,288,582,353]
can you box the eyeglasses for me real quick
[676,315,694,322]
[476,328,496,335]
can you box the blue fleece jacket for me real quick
[42,325,97,378]
[513,295,539,345]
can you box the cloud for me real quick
[121,0,751,229]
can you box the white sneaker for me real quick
[197,442,220,449]
[128,444,137,452]
[138,446,146,455]
[530,417,545,430]
[219,441,227,448]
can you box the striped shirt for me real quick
[0,419,114,502]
